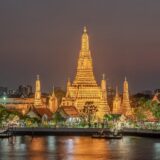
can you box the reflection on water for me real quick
[0,136,160,160]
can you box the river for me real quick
[0,136,160,160]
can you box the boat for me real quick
[0,132,13,138]
[92,129,123,139]
[105,134,123,139]
[0,128,9,134]
[0,128,13,138]
[92,134,108,138]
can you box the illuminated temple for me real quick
[112,86,122,114]
[61,27,110,119]
[121,77,132,116]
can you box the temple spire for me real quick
[102,73,105,80]
[48,84,58,113]
[52,84,55,97]
[67,77,71,87]
[73,27,96,86]
[81,26,89,52]
[112,85,121,114]
[83,26,87,33]
[115,86,119,97]
[122,77,132,116]
[34,74,42,107]
[37,74,39,80]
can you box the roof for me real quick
[34,108,53,119]
[27,107,53,120]
[152,93,160,103]
[59,106,79,118]
[26,110,41,119]
[144,110,158,122]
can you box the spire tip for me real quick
[102,73,105,80]
[37,74,40,80]
[83,26,87,33]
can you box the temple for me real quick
[61,27,110,120]
[112,86,122,114]
[121,77,132,116]
[48,85,58,113]
[34,75,43,107]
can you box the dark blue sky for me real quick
[0,0,160,93]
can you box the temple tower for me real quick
[61,27,110,120]
[112,86,122,114]
[122,77,132,116]
[101,74,107,99]
[73,27,97,86]
[66,78,71,97]
[48,85,58,113]
[34,75,43,107]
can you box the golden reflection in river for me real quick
[0,136,160,160]
[28,137,47,160]
[60,137,110,160]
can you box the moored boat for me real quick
[0,128,9,134]
[92,129,123,139]
[0,132,13,138]
[0,128,13,138]
[92,133,123,139]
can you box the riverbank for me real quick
[7,127,160,138]
[9,127,108,136]
[123,128,160,138]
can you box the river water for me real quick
[0,136,160,160]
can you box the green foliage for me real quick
[21,115,40,127]
[104,114,121,121]
[0,105,5,111]
[150,101,160,120]
[134,107,147,121]
[134,98,160,121]
[52,112,65,124]
[0,106,21,126]
[104,114,112,121]
[134,98,151,121]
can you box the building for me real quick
[112,86,122,114]
[121,77,132,116]
[59,106,79,119]
[26,106,53,121]
[0,87,7,96]
[61,27,110,120]
[48,86,58,113]
[152,92,160,103]
[34,75,43,107]
[0,97,34,114]
[0,75,57,115]
[17,85,32,97]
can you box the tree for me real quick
[133,98,152,122]
[82,101,98,127]
[134,107,147,122]
[104,114,113,121]
[52,112,65,126]
[150,101,160,121]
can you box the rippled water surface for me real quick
[0,136,160,160]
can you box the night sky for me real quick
[0,0,160,93]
